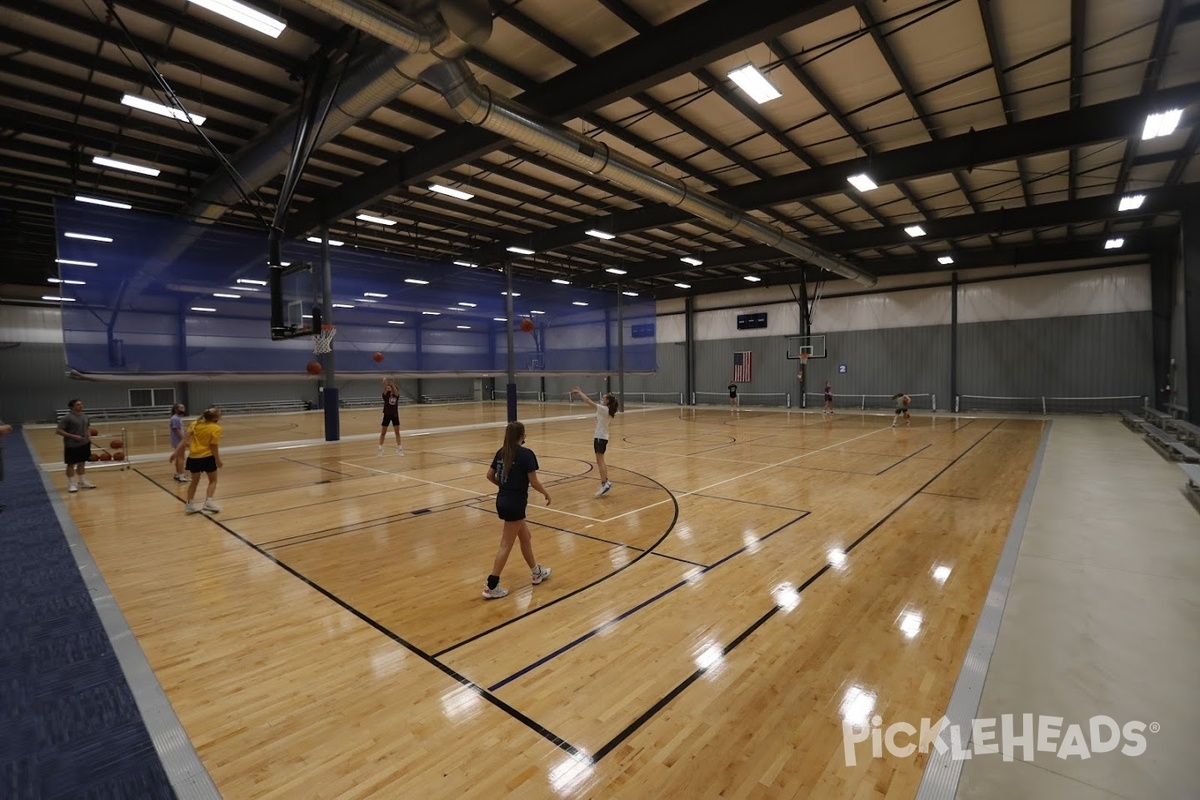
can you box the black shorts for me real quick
[186,455,218,474]
[895,408,906,415]
[593,437,608,454]
[64,445,90,465]
[381,414,400,428]
[496,494,527,522]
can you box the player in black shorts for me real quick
[378,377,403,455]
[823,381,835,416]
[482,421,552,599]
[728,383,739,410]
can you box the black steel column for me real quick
[1150,243,1176,412]
[617,284,626,411]
[950,271,958,412]
[1181,211,1200,423]
[320,228,339,441]
[505,261,517,422]
[685,295,695,404]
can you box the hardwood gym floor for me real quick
[26,405,1042,799]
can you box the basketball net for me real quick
[799,352,809,367]
[313,324,337,354]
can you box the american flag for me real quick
[733,351,752,382]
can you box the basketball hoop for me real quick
[313,324,337,354]
[799,351,810,366]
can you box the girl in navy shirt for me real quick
[482,421,552,599]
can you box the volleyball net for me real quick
[804,392,936,411]
[693,391,790,407]
[955,395,1147,414]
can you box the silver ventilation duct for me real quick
[187,0,489,222]
[296,0,875,287]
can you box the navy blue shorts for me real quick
[496,495,527,522]
[593,437,608,454]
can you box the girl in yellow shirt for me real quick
[170,407,224,514]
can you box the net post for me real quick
[786,393,791,408]
[932,394,937,413]
[1041,396,1047,416]
[955,395,960,413]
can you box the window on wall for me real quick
[129,388,175,407]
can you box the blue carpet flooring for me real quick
[0,431,176,799]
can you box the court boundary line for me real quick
[586,420,1007,764]
[130,468,588,759]
[31,434,221,800]
[914,419,1054,800]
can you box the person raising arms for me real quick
[571,386,619,496]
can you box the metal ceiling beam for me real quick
[600,183,1199,282]
[288,0,856,233]
[653,236,1161,298]
[447,82,1200,257]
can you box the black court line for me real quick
[921,491,981,500]
[585,419,1005,764]
[649,551,708,568]
[686,492,813,515]
[258,474,592,550]
[875,443,934,475]
[486,512,807,693]
[279,456,359,477]
[133,468,585,758]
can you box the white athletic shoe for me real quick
[531,565,552,585]
[184,502,200,514]
[78,479,97,489]
[482,585,509,599]
[68,483,78,493]
[377,446,384,456]
[396,446,404,455]
[595,481,612,497]
[201,500,221,514]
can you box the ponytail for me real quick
[501,421,525,481]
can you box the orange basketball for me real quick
[89,427,99,436]
[306,360,323,375]
[88,453,100,462]
[110,438,123,450]
[520,318,534,333]
[112,452,125,461]
[372,351,384,363]
[98,451,112,461]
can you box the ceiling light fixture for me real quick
[1142,109,1182,140]
[904,225,926,238]
[585,229,616,240]
[572,301,588,306]
[743,275,762,282]
[364,292,388,298]
[680,256,703,266]
[1118,194,1145,211]
[404,278,429,285]
[186,0,286,38]
[429,184,475,201]
[213,293,241,299]
[190,306,216,312]
[64,232,113,242]
[727,64,782,104]
[506,246,535,255]
[356,213,396,226]
[48,278,86,285]
[937,255,955,265]
[74,195,132,210]
[1105,238,1125,249]
[551,278,571,285]
[847,174,878,192]
[453,260,478,268]
[120,94,205,126]
[606,267,628,275]
[237,278,268,285]
[306,236,343,246]
[43,296,78,302]
[56,259,98,267]
[674,282,691,289]
[92,155,161,176]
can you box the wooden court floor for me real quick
[28,404,1044,799]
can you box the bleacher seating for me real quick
[1180,464,1200,514]
[1144,407,1173,426]
[341,395,414,409]
[1119,410,1143,430]
[420,393,475,404]
[1165,418,1200,446]
[1137,422,1200,463]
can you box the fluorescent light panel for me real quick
[331,303,354,308]
[506,246,535,255]
[48,278,86,285]
[429,184,474,201]
[585,229,616,240]
[404,278,429,285]
[75,195,131,209]
[237,278,267,285]
[64,232,112,242]
[847,173,878,192]
[1118,194,1145,211]
[458,302,477,307]
[388,320,405,325]
[530,310,546,315]
[674,282,691,289]
[727,64,782,104]
[56,259,98,267]
[904,225,926,238]
[605,267,627,275]
[92,155,160,176]
[121,94,205,126]
[453,260,478,268]
[743,275,762,282]
[364,292,388,298]
[422,311,440,315]
[680,256,703,266]
[456,325,471,329]
[186,0,286,38]
[1142,109,1182,140]
[572,301,588,306]
[306,236,343,246]
[937,256,954,265]
[622,291,638,296]
[356,213,395,226]
[213,293,241,299]
[1105,238,1125,249]
[191,306,216,312]
[551,278,571,285]
[43,296,77,302]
